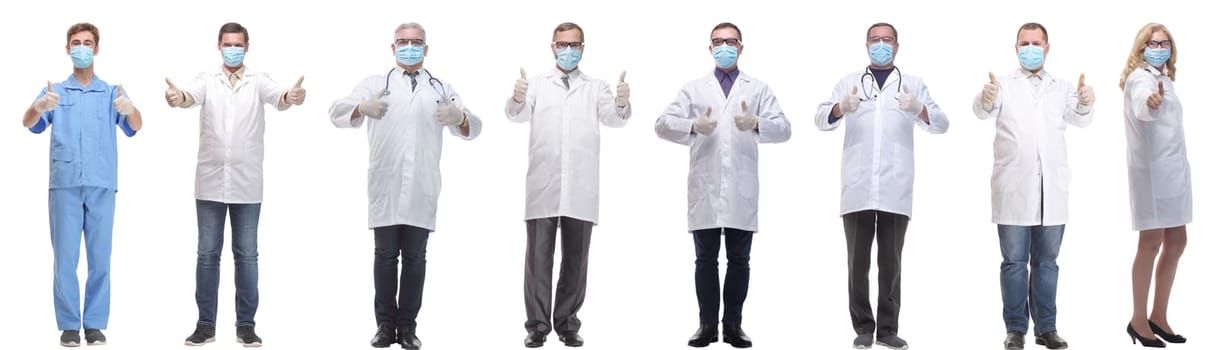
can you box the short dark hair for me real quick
[1017,22,1048,43]
[218,22,249,44]
[867,22,898,42]
[552,22,584,42]
[710,22,742,41]
[67,22,99,45]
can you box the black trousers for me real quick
[373,225,431,330]
[843,210,909,337]
[524,216,593,334]
[693,228,753,325]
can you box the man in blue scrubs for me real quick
[22,22,143,348]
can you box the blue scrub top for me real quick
[29,74,137,191]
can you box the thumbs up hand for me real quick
[1147,79,1165,109]
[615,71,629,107]
[164,78,185,107]
[513,67,529,103]
[1077,73,1094,107]
[358,90,388,119]
[734,101,758,131]
[34,81,60,113]
[113,85,136,115]
[897,84,923,113]
[693,107,717,135]
[436,99,466,126]
[286,76,307,105]
[981,72,1000,109]
[840,85,861,114]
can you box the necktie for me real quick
[405,70,419,92]
[562,75,570,90]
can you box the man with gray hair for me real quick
[329,22,482,349]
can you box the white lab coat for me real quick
[1122,65,1191,231]
[815,69,949,218]
[972,69,1093,226]
[504,68,630,224]
[181,66,290,204]
[655,70,792,233]
[330,68,482,231]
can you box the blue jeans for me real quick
[195,200,261,327]
[50,187,115,331]
[998,224,1064,336]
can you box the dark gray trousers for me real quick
[843,210,909,337]
[524,216,593,334]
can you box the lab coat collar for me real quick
[1142,63,1169,77]
[63,74,108,92]
[548,67,583,80]
[214,65,254,89]
[1015,67,1052,82]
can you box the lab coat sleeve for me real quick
[329,75,378,129]
[913,82,948,134]
[257,73,290,111]
[1064,80,1094,128]
[180,72,209,109]
[815,77,848,131]
[972,79,1003,120]
[755,85,791,143]
[597,80,629,128]
[1125,72,1159,122]
[654,84,695,145]
[445,83,482,140]
[28,88,52,134]
[504,77,534,123]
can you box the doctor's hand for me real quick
[897,85,923,114]
[838,86,860,115]
[693,107,717,135]
[436,101,466,126]
[615,71,629,107]
[164,78,185,107]
[286,76,307,105]
[33,81,60,113]
[1147,80,1165,109]
[113,85,136,115]
[982,72,1000,109]
[1077,73,1094,107]
[513,67,529,103]
[734,101,758,131]
[358,92,388,119]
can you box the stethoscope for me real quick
[859,66,902,101]
[381,67,453,104]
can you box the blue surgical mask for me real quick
[70,45,93,68]
[1017,45,1045,70]
[395,44,425,66]
[868,42,894,66]
[713,45,738,69]
[1143,47,1171,68]
[222,47,245,67]
[556,47,581,71]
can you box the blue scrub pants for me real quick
[49,186,115,331]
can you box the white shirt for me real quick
[1122,64,1191,231]
[179,65,290,204]
[330,67,482,230]
[505,68,630,225]
[973,68,1094,226]
[815,68,949,218]
[654,70,792,232]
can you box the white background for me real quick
[0,0,1209,349]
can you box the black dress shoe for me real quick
[557,331,583,347]
[1127,323,1165,348]
[370,325,396,348]
[1004,332,1025,350]
[722,323,752,348]
[397,327,422,350]
[524,331,546,348]
[1034,331,1068,350]
[687,324,718,348]
[1149,320,1187,343]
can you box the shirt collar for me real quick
[64,74,107,92]
[226,66,246,81]
[1143,62,1169,77]
[714,68,739,82]
[1017,68,1050,81]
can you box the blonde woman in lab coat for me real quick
[328,22,482,349]
[973,22,1094,350]
[655,22,791,349]
[1119,23,1190,348]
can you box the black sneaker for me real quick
[60,330,81,347]
[84,329,106,346]
[185,325,216,346]
[236,326,262,348]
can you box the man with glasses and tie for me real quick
[504,21,631,348]
[814,22,949,350]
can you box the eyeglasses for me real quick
[395,38,425,46]
[553,41,584,50]
[1146,40,1172,49]
[867,36,896,44]
[711,38,741,47]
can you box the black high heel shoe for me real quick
[1149,321,1187,343]
[1128,323,1166,348]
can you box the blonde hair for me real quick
[1119,23,1177,90]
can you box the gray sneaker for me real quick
[60,330,81,347]
[876,335,909,350]
[185,325,216,346]
[84,329,106,346]
[853,334,874,349]
[236,326,262,348]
